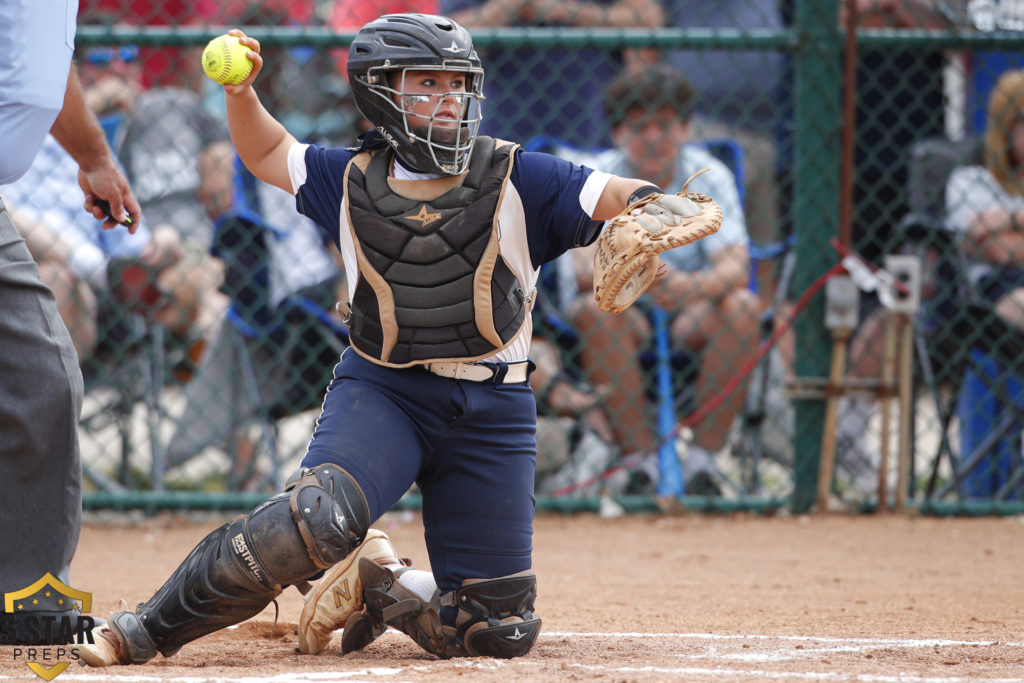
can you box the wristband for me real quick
[627,184,663,206]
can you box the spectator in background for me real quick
[2,135,196,364]
[78,44,144,141]
[662,1,785,246]
[947,69,1024,320]
[77,7,229,240]
[564,64,758,489]
[74,39,231,245]
[942,68,1024,498]
[163,143,345,491]
[116,87,232,248]
[443,0,664,149]
[75,35,230,345]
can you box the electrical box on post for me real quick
[824,274,859,331]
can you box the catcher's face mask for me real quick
[347,14,484,175]
[368,65,484,175]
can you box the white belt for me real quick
[422,361,531,384]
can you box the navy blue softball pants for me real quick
[301,349,537,595]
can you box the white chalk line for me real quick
[16,671,1024,683]
[563,664,1024,683]
[4,632,1022,683]
[546,632,1024,647]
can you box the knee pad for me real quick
[280,463,371,571]
[236,463,370,587]
[127,464,370,658]
[447,571,542,659]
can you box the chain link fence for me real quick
[14,0,1022,513]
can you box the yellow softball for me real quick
[201,34,253,85]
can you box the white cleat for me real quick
[77,622,130,667]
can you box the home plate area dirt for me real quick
[1,511,1022,682]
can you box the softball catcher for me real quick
[79,12,719,665]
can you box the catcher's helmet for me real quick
[348,13,484,175]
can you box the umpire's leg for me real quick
[0,198,84,596]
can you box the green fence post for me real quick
[790,1,841,513]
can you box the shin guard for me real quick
[121,465,369,658]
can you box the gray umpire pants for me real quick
[0,197,83,596]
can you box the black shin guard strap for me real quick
[110,611,158,664]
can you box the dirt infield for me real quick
[2,510,1023,682]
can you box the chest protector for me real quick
[343,136,529,367]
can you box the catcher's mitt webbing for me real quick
[593,167,723,314]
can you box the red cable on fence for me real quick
[550,259,850,498]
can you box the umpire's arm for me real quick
[50,66,141,230]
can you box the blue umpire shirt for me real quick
[0,0,79,185]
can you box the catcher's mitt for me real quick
[593,168,723,314]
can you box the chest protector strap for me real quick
[343,136,528,367]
